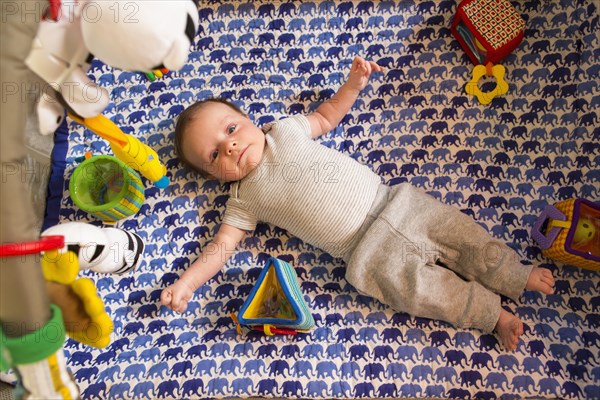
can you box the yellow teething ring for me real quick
[465,62,509,105]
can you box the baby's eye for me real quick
[210,150,218,162]
[227,125,236,134]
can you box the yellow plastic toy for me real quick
[572,218,596,247]
[41,249,113,348]
[70,114,169,188]
[465,62,509,105]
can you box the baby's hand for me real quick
[161,279,195,313]
[347,56,385,92]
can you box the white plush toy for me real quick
[25,0,199,135]
[42,222,144,275]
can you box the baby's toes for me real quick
[541,281,554,294]
[541,272,555,292]
[542,268,554,279]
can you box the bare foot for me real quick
[525,267,555,294]
[495,309,523,351]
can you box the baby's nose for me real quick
[226,140,237,155]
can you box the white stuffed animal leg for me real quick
[42,222,144,275]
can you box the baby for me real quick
[161,56,554,350]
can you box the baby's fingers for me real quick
[172,290,191,313]
[176,300,188,314]
[363,59,372,76]
[161,288,173,307]
[369,61,385,72]
[352,56,367,70]
[352,62,363,75]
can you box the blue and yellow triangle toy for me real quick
[234,257,314,335]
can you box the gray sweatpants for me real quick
[344,184,532,333]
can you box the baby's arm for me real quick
[307,56,384,138]
[161,223,246,313]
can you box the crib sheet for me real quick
[43,0,600,398]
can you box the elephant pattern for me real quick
[43,0,599,398]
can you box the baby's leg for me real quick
[346,225,503,333]
[387,184,534,302]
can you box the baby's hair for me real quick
[174,98,245,177]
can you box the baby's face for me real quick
[182,102,266,181]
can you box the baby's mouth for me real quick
[237,146,249,165]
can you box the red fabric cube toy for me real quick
[451,0,525,66]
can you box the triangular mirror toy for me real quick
[235,257,314,334]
